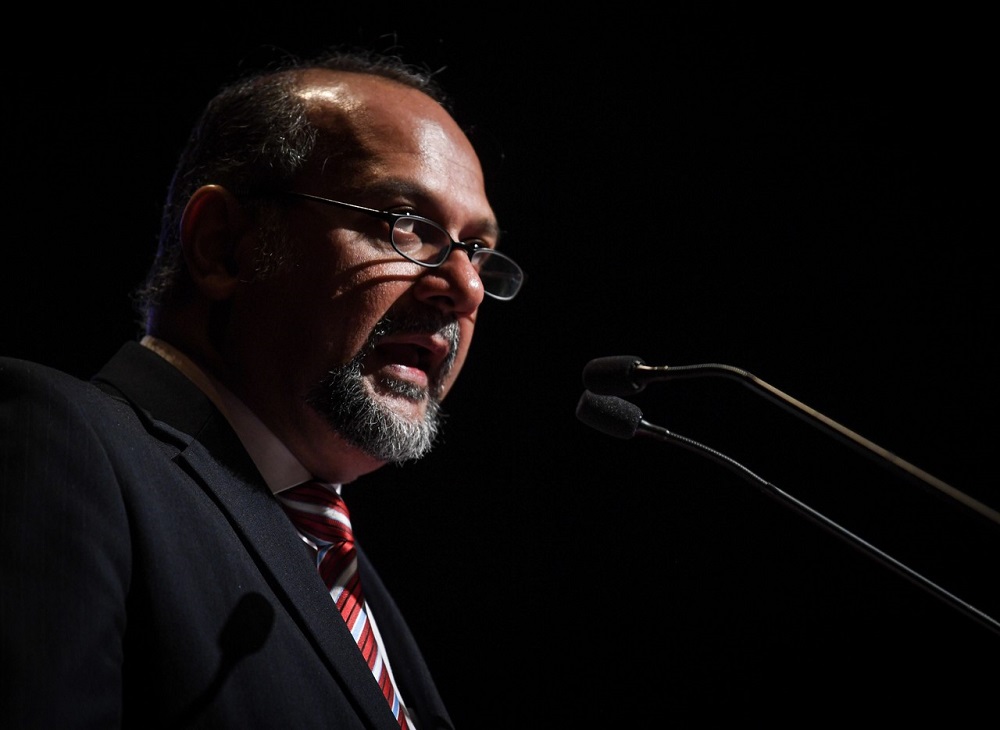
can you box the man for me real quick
[0,49,523,729]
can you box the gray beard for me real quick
[306,313,460,463]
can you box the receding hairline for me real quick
[290,67,448,116]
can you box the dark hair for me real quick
[132,48,449,327]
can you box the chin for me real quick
[369,377,428,418]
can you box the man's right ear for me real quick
[180,184,250,300]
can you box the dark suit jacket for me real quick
[0,341,453,729]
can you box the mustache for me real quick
[369,310,459,345]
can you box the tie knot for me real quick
[277,480,409,726]
[277,480,353,548]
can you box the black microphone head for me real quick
[575,391,643,439]
[582,355,647,396]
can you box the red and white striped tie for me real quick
[278,480,410,728]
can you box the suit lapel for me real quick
[358,550,454,729]
[178,438,396,727]
[93,342,398,729]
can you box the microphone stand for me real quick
[631,362,1000,527]
[628,414,1000,639]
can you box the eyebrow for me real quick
[355,178,502,243]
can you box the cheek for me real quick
[236,258,385,367]
[329,260,420,328]
[296,240,413,346]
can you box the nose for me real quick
[411,247,486,314]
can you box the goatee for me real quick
[306,312,460,463]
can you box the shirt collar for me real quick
[140,335,314,495]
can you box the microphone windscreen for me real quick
[575,391,643,439]
[582,355,646,395]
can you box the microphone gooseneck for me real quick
[581,356,1000,527]
[582,355,728,395]
[577,391,777,484]
[575,388,1000,639]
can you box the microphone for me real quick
[574,391,642,439]
[581,355,1000,528]
[581,355,647,395]
[576,390,778,483]
[575,389,1000,639]
[582,355,719,396]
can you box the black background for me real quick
[4,10,997,724]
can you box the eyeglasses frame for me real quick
[283,190,523,300]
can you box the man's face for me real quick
[225,72,498,483]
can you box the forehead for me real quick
[296,71,486,194]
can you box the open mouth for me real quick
[366,333,452,393]
[374,341,434,373]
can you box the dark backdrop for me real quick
[4,11,996,724]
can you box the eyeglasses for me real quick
[284,191,524,301]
